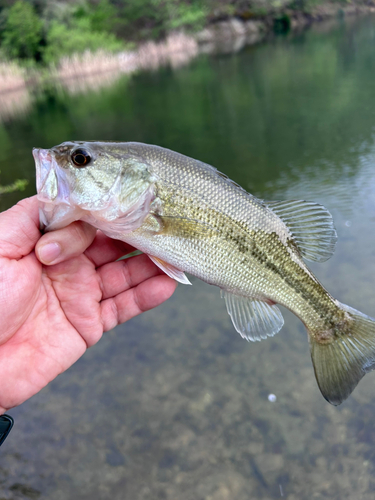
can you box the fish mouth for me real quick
[33,148,54,231]
[33,147,80,232]
[33,148,53,198]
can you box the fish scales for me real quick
[33,141,375,405]
[125,146,340,333]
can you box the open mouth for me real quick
[33,147,85,231]
[33,148,55,201]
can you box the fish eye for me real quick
[71,148,91,167]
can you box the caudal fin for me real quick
[310,304,375,405]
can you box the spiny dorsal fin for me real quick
[221,291,284,342]
[267,199,337,263]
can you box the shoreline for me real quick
[196,3,375,51]
[0,3,374,99]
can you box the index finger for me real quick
[84,231,138,267]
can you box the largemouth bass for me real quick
[33,141,375,405]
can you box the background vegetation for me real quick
[0,0,366,67]
[0,0,208,65]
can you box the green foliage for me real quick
[43,19,124,64]
[1,0,42,59]
[164,1,207,31]
[41,1,78,30]
[0,177,28,194]
[0,0,124,64]
[273,13,291,33]
[117,0,207,39]
[41,0,126,64]
[248,6,269,17]
[289,0,323,13]
[73,0,117,33]
[2,0,348,66]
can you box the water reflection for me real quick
[1,14,375,500]
[263,143,375,215]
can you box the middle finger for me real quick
[97,253,164,300]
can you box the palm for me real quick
[0,198,176,413]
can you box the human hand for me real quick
[0,196,177,414]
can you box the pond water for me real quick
[1,14,375,500]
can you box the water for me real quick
[1,14,375,500]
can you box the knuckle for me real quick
[120,261,133,289]
[111,298,120,324]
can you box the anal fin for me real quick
[148,255,191,285]
[222,291,284,341]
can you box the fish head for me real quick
[33,141,156,234]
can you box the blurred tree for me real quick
[85,0,117,32]
[43,17,123,64]
[114,0,207,40]
[1,0,42,59]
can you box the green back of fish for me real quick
[116,143,339,335]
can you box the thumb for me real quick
[0,196,41,259]
[36,221,97,265]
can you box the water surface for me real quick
[1,15,375,500]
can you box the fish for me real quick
[33,141,375,405]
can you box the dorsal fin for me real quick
[266,200,337,263]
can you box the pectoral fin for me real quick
[148,255,192,285]
[222,291,284,341]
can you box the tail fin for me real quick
[310,304,375,405]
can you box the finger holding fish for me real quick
[84,231,137,267]
[100,273,177,332]
[37,215,142,269]
[36,220,97,265]
[42,248,176,348]
[97,252,175,300]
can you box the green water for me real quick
[1,14,375,500]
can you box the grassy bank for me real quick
[0,0,374,95]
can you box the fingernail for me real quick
[38,242,61,264]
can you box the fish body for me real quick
[34,141,375,405]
